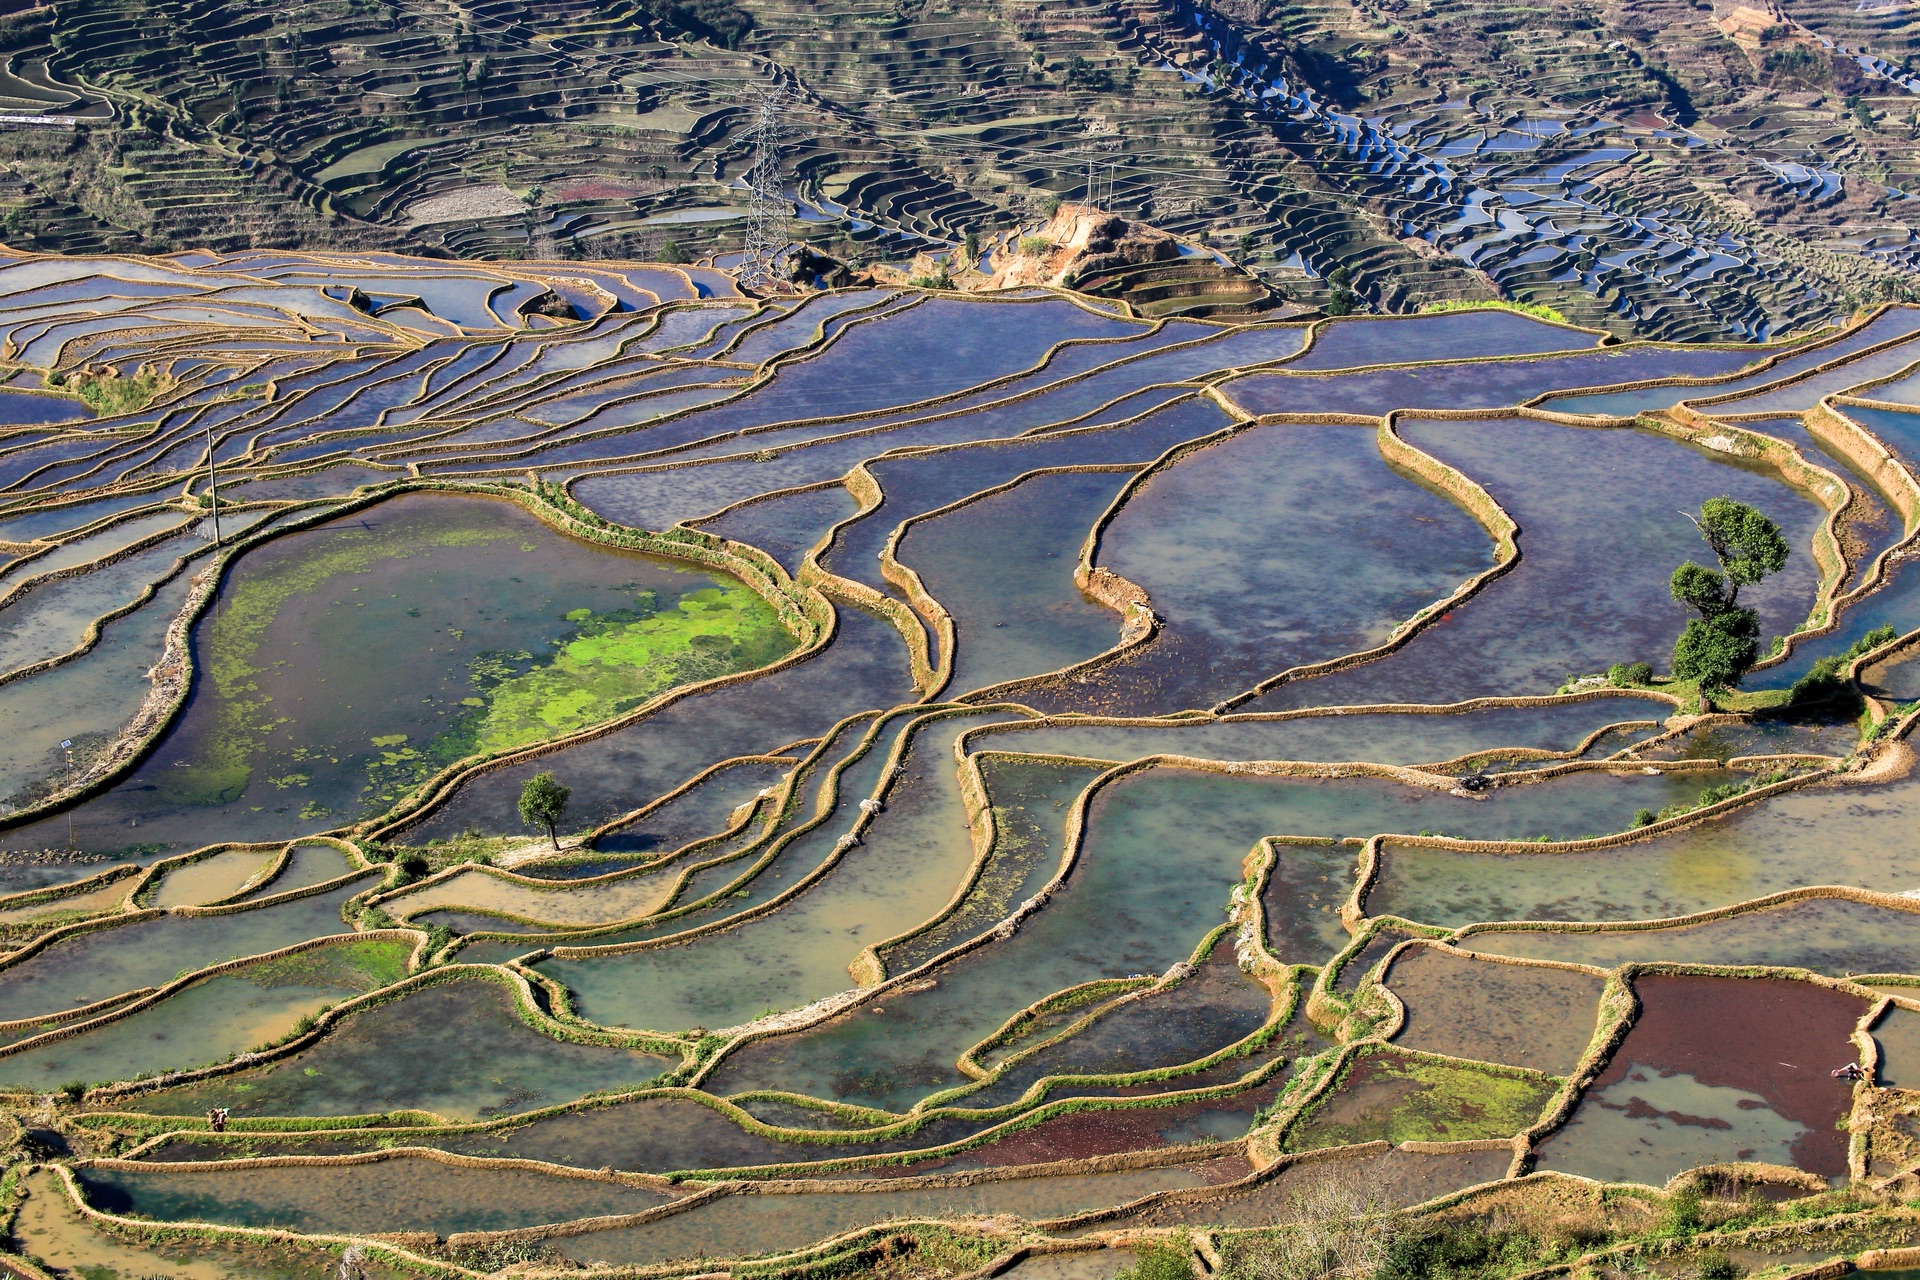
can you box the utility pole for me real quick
[203,420,222,546]
[60,739,73,848]
[740,83,793,292]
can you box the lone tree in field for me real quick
[1670,496,1789,707]
[518,771,571,850]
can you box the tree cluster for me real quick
[1669,497,1788,702]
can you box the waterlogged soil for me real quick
[992,697,1675,767]
[0,875,373,1023]
[1284,1047,1559,1150]
[0,936,409,1089]
[704,763,1712,1112]
[76,1157,673,1236]
[1252,417,1828,709]
[16,492,791,851]
[1366,770,1920,928]
[1385,944,1605,1073]
[1536,975,1863,1184]
[148,848,278,906]
[1021,422,1496,713]
[13,1170,389,1280]
[243,840,357,897]
[400,598,915,841]
[964,949,1276,1106]
[0,571,197,838]
[695,483,860,576]
[16,280,1920,1259]
[902,467,1136,695]
[1070,1146,1515,1231]
[551,1167,1216,1267]
[387,863,675,927]
[0,874,132,939]
[126,978,666,1120]
[588,753,796,857]
[544,711,1002,1031]
[1874,1006,1920,1088]
[1460,898,1920,977]
[878,754,1105,975]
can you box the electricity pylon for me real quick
[741,83,794,292]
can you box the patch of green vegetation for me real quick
[66,368,170,414]
[438,583,792,757]
[242,938,411,992]
[1116,1237,1195,1280]
[1285,1049,1558,1150]
[1791,623,1898,704]
[1418,299,1570,324]
[1607,660,1654,686]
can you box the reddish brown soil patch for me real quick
[1598,975,1865,1176]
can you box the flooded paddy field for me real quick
[0,250,1917,1276]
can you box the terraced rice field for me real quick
[10,0,1920,336]
[5,249,1920,1277]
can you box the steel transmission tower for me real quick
[741,83,794,292]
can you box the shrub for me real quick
[71,369,168,414]
[1418,299,1569,324]
[1790,625,1897,703]
[1664,1182,1704,1234]
[1607,661,1654,686]
[57,1080,85,1102]
[1018,236,1052,257]
[1219,1165,1400,1279]
[1064,54,1118,92]
[1116,1238,1194,1280]
[1375,1221,1530,1280]
[1697,781,1750,806]
[1673,609,1760,695]
[1697,1251,1743,1280]
[1633,808,1657,827]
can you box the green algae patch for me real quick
[452,583,793,755]
[1284,1046,1557,1151]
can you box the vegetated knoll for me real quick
[963,204,1282,319]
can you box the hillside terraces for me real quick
[0,0,1914,333]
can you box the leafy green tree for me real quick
[1669,497,1788,704]
[1673,609,1760,696]
[1696,495,1790,589]
[518,771,571,850]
